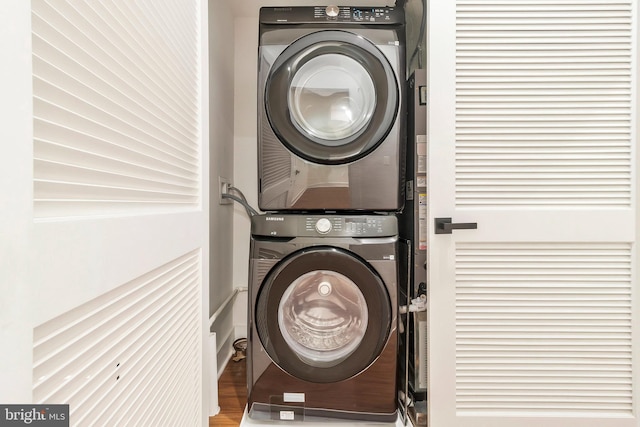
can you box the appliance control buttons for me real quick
[315,218,332,234]
[325,5,339,17]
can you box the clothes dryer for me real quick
[258,6,405,212]
[247,214,399,422]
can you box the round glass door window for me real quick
[289,54,376,143]
[278,270,368,367]
[254,246,392,383]
[264,30,399,164]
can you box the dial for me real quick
[315,218,332,234]
[325,5,339,17]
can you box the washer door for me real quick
[255,246,392,383]
[265,30,399,165]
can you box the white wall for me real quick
[209,1,237,373]
[232,14,261,341]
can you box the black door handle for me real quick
[435,217,477,234]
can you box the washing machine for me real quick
[258,6,405,212]
[247,214,399,422]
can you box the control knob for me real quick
[325,5,339,17]
[315,218,332,234]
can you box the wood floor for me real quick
[210,358,247,427]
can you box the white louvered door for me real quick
[427,1,638,426]
[1,1,209,426]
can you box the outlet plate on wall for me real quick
[219,177,232,205]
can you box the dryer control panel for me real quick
[252,214,398,238]
[260,6,404,25]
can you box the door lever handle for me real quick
[435,217,477,234]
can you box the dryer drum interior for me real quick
[265,30,399,165]
[255,246,392,383]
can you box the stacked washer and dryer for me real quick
[248,5,406,423]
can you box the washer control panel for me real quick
[252,214,398,238]
[314,6,400,22]
[305,217,389,236]
[260,6,403,25]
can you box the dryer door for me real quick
[265,30,399,165]
[255,246,392,383]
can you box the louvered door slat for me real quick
[456,0,632,208]
[455,243,633,415]
[33,251,201,427]
[32,0,201,217]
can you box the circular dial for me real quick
[315,218,332,234]
[325,5,339,17]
